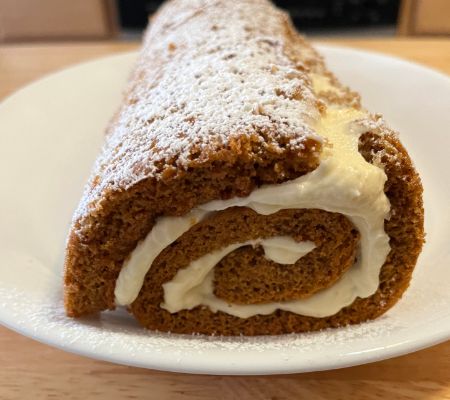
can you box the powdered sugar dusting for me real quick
[74,0,325,220]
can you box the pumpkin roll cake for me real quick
[64,0,424,335]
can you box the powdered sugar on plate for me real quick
[0,265,448,374]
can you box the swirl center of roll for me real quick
[161,236,316,314]
[114,107,391,318]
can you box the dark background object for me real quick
[117,0,400,32]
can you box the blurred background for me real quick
[0,0,449,43]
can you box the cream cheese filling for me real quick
[162,238,316,314]
[114,106,391,318]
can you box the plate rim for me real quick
[2,315,450,375]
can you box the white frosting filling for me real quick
[162,238,315,314]
[114,209,208,306]
[255,237,316,264]
[114,107,391,318]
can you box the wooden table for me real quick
[1,39,449,400]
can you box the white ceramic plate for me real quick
[0,45,449,375]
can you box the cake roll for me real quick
[64,0,424,335]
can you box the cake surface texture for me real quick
[64,0,424,335]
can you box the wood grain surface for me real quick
[0,38,449,400]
